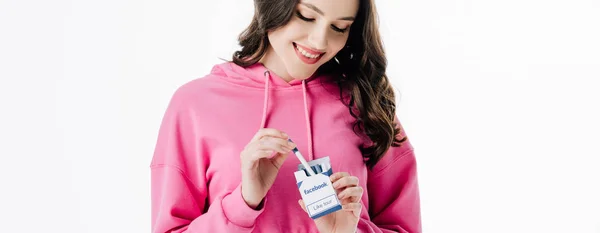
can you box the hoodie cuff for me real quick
[221,183,266,228]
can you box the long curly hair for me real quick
[231,0,407,170]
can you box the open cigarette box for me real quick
[293,156,342,219]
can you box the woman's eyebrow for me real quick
[300,3,356,21]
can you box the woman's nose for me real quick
[307,26,328,51]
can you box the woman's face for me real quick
[264,0,359,80]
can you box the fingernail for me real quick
[338,193,344,199]
[282,132,288,138]
[333,182,339,188]
[287,141,295,148]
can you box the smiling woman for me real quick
[150,0,421,232]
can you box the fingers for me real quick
[329,172,351,183]
[269,148,291,169]
[298,199,307,213]
[251,128,288,142]
[342,202,362,218]
[257,136,295,152]
[340,195,360,205]
[332,175,359,190]
[330,172,362,203]
[342,202,362,211]
[240,129,294,171]
[245,136,295,161]
[337,186,363,200]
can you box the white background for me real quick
[1,0,599,232]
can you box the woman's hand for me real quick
[298,172,364,233]
[240,128,295,209]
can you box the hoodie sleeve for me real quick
[356,118,422,233]
[150,87,266,233]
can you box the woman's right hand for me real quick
[240,128,296,209]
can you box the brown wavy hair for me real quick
[231,0,407,170]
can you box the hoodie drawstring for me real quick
[260,70,270,129]
[260,71,314,161]
[302,80,313,161]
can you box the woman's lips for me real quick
[294,42,324,65]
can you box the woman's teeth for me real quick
[297,45,320,59]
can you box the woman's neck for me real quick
[258,46,294,83]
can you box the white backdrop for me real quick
[1,0,599,232]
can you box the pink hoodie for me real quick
[150,62,421,233]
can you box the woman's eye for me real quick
[331,25,349,33]
[296,11,314,21]
[296,10,348,34]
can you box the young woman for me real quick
[150,0,421,232]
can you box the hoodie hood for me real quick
[208,61,334,161]
[210,62,332,89]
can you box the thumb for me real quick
[298,199,308,213]
[270,151,290,169]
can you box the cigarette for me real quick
[288,138,316,176]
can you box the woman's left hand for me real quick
[298,172,363,233]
